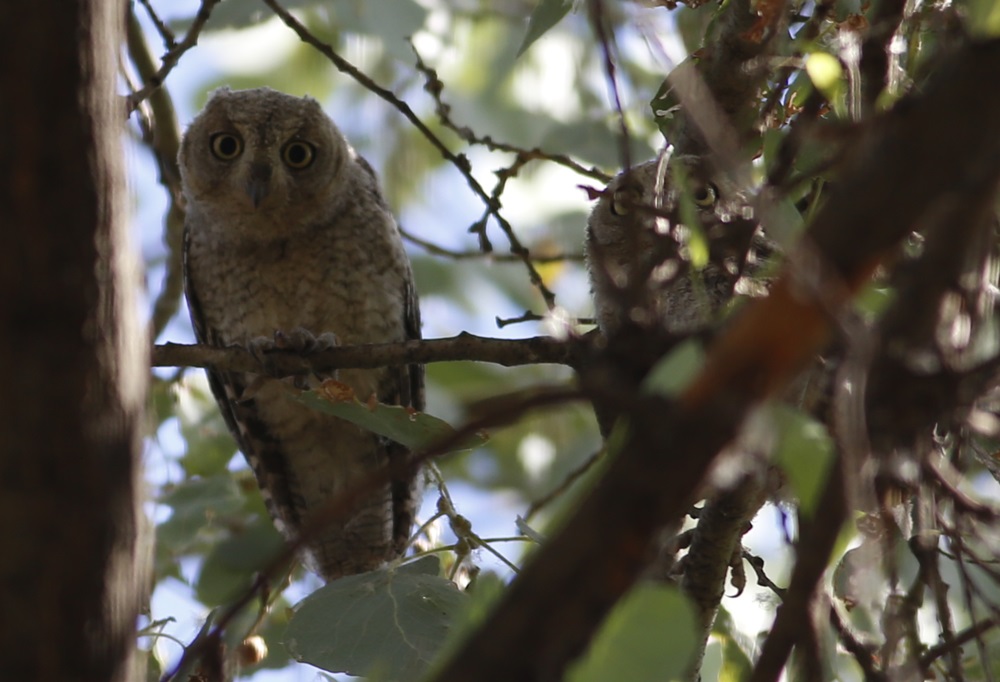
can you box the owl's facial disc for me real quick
[245,162,272,208]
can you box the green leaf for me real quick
[174,376,237,477]
[966,0,1000,36]
[195,520,286,604]
[804,51,846,117]
[297,387,488,453]
[712,607,753,682]
[568,584,698,682]
[643,340,706,398]
[771,405,834,517]
[285,556,466,680]
[516,0,574,58]
[148,378,178,435]
[757,194,805,247]
[335,0,428,62]
[853,283,894,319]
[805,52,842,95]
[425,571,506,678]
[178,410,237,478]
[156,475,244,551]
[675,3,717,54]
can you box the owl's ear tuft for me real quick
[205,86,233,104]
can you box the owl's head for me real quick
[586,156,762,335]
[178,87,352,223]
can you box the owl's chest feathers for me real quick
[190,217,405,348]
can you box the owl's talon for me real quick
[272,327,339,353]
[247,335,277,366]
[247,329,341,381]
[313,331,339,352]
[248,329,338,359]
[272,330,292,349]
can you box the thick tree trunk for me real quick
[0,2,148,681]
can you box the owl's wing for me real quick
[379,274,425,554]
[181,226,245,439]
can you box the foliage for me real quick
[129,0,1000,680]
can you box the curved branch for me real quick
[429,39,1000,682]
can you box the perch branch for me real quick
[152,333,585,375]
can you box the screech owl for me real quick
[586,157,765,338]
[179,87,423,581]
[584,157,770,435]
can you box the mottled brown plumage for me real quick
[586,157,764,337]
[179,87,423,581]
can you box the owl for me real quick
[584,157,769,434]
[179,87,423,581]
[586,157,765,338]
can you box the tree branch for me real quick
[162,383,585,681]
[750,464,847,682]
[429,39,1000,682]
[681,474,770,679]
[152,333,585,375]
[261,0,559,310]
[125,7,186,341]
[126,0,221,112]
[410,44,611,184]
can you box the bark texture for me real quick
[0,2,148,681]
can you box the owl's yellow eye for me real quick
[610,187,641,216]
[282,141,316,169]
[209,133,243,160]
[692,183,718,207]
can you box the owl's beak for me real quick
[245,163,272,208]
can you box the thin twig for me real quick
[160,384,585,681]
[410,44,611,184]
[919,618,1000,670]
[495,311,545,328]
[136,0,177,49]
[587,0,632,172]
[127,0,222,112]
[126,6,187,340]
[827,596,884,681]
[400,226,584,263]
[525,447,605,521]
[742,549,787,597]
[261,0,559,310]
